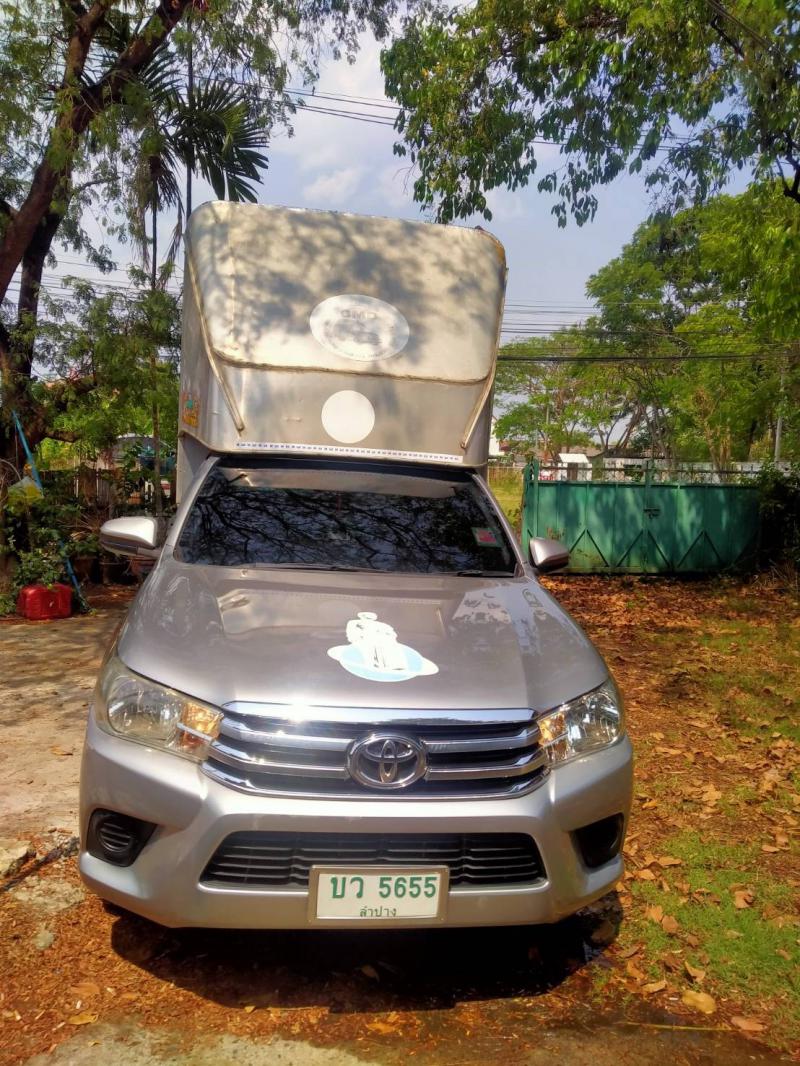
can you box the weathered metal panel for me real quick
[522,464,759,574]
[178,201,506,500]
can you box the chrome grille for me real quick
[203,704,547,799]
[201,831,545,887]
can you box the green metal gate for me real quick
[521,462,760,574]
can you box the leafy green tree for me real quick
[585,184,799,466]
[382,0,800,225]
[496,335,640,458]
[0,0,397,474]
[128,55,269,514]
[497,184,799,468]
[33,281,181,458]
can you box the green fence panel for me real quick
[521,465,760,574]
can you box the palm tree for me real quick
[129,52,269,516]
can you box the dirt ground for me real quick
[0,586,132,834]
[1,578,798,1065]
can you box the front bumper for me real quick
[79,717,633,929]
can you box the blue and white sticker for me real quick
[328,612,439,683]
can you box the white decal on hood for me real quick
[328,612,439,683]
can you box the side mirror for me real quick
[100,516,160,559]
[529,537,569,573]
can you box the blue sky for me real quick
[264,38,654,324]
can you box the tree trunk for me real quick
[186,10,194,222]
[0,0,192,307]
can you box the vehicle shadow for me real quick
[109,891,622,1013]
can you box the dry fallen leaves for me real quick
[661,914,680,936]
[681,990,716,1015]
[616,943,642,959]
[645,904,664,924]
[641,979,667,995]
[68,982,100,1000]
[67,1012,98,1026]
[699,784,722,806]
[366,1019,400,1035]
[731,1016,767,1033]
[733,889,755,910]
[684,961,706,982]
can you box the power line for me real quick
[4,273,788,353]
[4,286,788,364]
[702,0,778,56]
[184,74,695,154]
[497,351,788,364]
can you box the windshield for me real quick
[176,459,517,575]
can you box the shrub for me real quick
[756,464,800,572]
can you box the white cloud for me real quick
[272,36,397,177]
[375,163,417,213]
[483,187,526,224]
[302,166,365,205]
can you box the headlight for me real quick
[94,655,222,762]
[537,679,624,766]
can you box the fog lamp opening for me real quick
[86,809,157,867]
[573,813,624,869]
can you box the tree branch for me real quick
[780,137,800,205]
[0,0,191,304]
[708,15,745,60]
[14,212,64,380]
[47,428,83,443]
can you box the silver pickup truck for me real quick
[79,203,632,929]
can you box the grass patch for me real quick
[691,619,800,742]
[628,830,800,1035]
[488,473,523,529]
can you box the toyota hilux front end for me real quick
[79,456,633,928]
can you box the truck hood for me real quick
[117,556,608,712]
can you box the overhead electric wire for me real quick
[4,278,784,350]
[497,351,790,364]
[4,283,788,366]
[183,72,694,154]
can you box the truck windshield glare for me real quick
[176,461,517,575]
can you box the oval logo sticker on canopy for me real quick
[310,294,410,362]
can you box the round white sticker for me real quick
[321,390,375,443]
[310,294,410,362]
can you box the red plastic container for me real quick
[16,583,73,620]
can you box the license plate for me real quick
[309,866,449,923]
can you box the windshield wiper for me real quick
[455,569,517,577]
[255,562,372,573]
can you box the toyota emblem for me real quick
[347,733,427,790]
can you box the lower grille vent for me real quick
[201,831,545,888]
